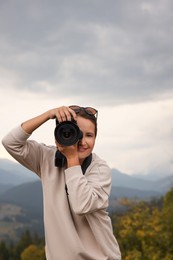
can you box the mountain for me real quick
[132,167,173,181]
[1,179,162,209]
[0,184,13,194]
[0,158,39,186]
[0,181,43,215]
[0,181,44,242]
[155,175,173,193]
[111,168,154,190]
[110,186,161,199]
[1,159,173,195]
[111,168,173,194]
[0,163,172,242]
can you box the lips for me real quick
[78,147,87,152]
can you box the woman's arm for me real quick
[21,106,77,134]
[65,159,112,215]
[2,106,79,173]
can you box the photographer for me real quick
[2,105,121,260]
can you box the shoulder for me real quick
[91,153,111,173]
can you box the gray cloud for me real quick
[0,0,173,105]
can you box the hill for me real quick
[110,186,161,200]
[111,168,173,194]
[1,159,173,198]
[0,158,39,186]
[0,184,13,194]
[0,168,172,242]
[0,158,172,243]
[0,181,44,242]
[0,181,43,215]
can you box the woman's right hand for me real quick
[49,106,77,122]
[22,105,77,134]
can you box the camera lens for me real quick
[54,121,83,146]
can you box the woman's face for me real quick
[76,116,96,164]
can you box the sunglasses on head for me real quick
[69,105,98,119]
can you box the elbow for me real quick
[71,194,106,216]
[2,136,14,153]
[2,136,9,150]
[70,197,95,215]
[2,135,20,155]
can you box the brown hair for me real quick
[77,110,97,137]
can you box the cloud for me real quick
[0,0,173,176]
[0,0,173,105]
[95,99,173,174]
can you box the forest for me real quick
[0,188,173,260]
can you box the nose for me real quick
[79,136,86,146]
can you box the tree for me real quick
[13,230,33,259]
[21,244,46,260]
[159,188,173,255]
[111,193,173,259]
[0,241,9,260]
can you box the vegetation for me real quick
[0,230,45,260]
[1,188,173,259]
[112,188,173,259]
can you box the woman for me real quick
[2,105,121,260]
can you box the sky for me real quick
[0,0,173,177]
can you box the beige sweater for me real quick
[2,126,121,260]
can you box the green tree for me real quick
[0,241,9,260]
[159,188,173,255]
[13,230,33,259]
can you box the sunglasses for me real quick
[69,105,98,119]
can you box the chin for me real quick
[79,154,87,163]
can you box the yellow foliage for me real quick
[125,249,142,260]
[112,188,173,259]
[21,244,45,260]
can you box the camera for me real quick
[54,119,83,146]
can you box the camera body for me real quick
[54,119,83,146]
[54,119,83,168]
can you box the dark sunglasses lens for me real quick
[85,107,97,116]
[69,105,97,117]
[69,105,81,112]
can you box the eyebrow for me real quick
[85,131,95,135]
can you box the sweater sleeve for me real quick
[65,158,112,215]
[2,125,43,177]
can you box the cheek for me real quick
[89,138,95,148]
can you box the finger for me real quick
[59,106,76,121]
[56,112,63,123]
[55,106,68,122]
[68,107,77,121]
[59,110,68,122]
[62,106,74,121]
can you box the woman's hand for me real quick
[56,142,80,168]
[21,106,77,134]
[49,106,77,122]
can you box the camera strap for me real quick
[55,151,92,175]
[56,152,92,196]
[55,150,66,168]
[81,153,92,175]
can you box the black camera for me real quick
[54,120,83,146]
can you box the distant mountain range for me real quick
[111,168,173,195]
[0,158,173,242]
[1,158,173,198]
[0,158,39,187]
